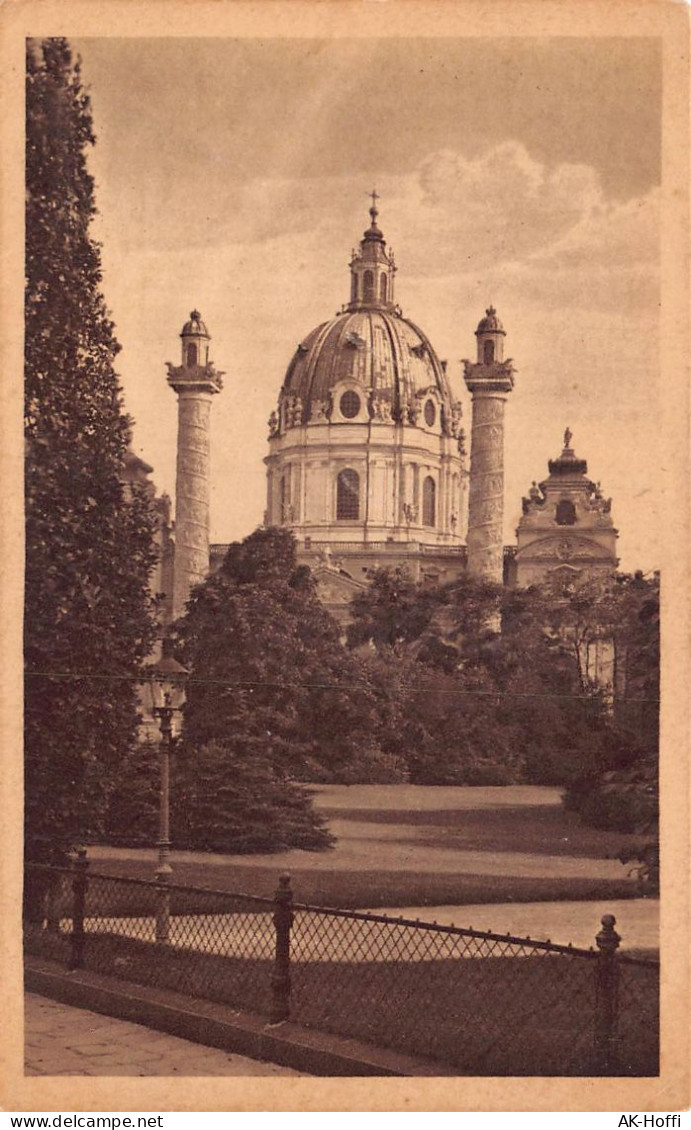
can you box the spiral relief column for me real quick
[463,307,515,582]
[166,311,223,620]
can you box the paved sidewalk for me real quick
[25,994,309,1076]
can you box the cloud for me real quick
[381,145,660,315]
[412,142,602,267]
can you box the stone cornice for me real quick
[166,362,224,395]
[463,369,514,395]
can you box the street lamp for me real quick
[147,636,187,944]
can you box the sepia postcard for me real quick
[1,0,689,1115]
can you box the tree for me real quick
[560,572,659,883]
[168,526,404,852]
[346,567,440,652]
[345,567,644,788]
[24,39,158,866]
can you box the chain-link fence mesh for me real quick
[615,955,660,1076]
[25,866,276,1017]
[23,865,73,965]
[24,864,659,1075]
[290,906,601,1074]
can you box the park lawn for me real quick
[92,785,647,908]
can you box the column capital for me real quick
[166,362,224,396]
[463,360,515,396]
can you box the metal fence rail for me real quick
[23,854,659,1076]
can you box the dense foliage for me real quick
[25,39,158,864]
[105,519,658,854]
[560,572,660,884]
[166,527,379,852]
[346,567,659,796]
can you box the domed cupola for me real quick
[347,191,397,311]
[180,309,210,369]
[264,200,468,569]
[474,305,506,366]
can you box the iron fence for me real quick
[24,853,659,1076]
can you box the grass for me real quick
[84,861,643,909]
[90,784,649,908]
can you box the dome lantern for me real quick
[347,191,397,312]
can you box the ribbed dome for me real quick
[475,305,505,335]
[281,309,455,425]
[181,310,209,338]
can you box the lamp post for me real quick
[148,637,187,944]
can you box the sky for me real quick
[73,36,662,572]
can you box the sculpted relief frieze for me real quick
[180,400,212,428]
[180,452,211,478]
[522,536,603,560]
[473,399,505,424]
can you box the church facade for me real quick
[154,201,618,625]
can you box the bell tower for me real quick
[166,311,223,620]
[463,307,515,582]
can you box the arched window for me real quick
[187,342,198,367]
[351,273,358,305]
[483,339,494,365]
[556,499,577,526]
[380,274,388,303]
[337,469,360,520]
[363,270,374,304]
[280,467,292,524]
[422,476,436,527]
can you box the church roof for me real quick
[278,199,456,422]
[280,308,455,420]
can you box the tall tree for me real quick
[169,528,363,852]
[25,39,158,864]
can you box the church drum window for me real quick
[363,270,375,304]
[483,339,495,365]
[340,390,361,419]
[556,499,577,526]
[380,274,388,303]
[280,467,292,524]
[422,476,436,527]
[336,468,360,521]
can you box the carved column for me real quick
[167,367,223,619]
[464,365,514,581]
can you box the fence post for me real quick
[271,873,294,1023]
[594,913,621,1073]
[68,846,89,971]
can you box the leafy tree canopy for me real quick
[345,566,659,790]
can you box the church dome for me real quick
[265,200,467,555]
[280,309,455,427]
